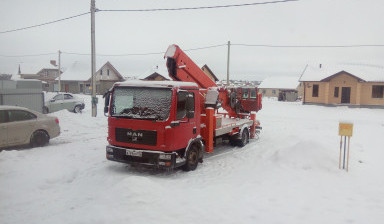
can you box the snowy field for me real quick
[1,95,384,224]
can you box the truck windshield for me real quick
[111,87,172,121]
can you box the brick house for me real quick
[60,61,124,95]
[300,64,384,107]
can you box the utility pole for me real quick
[226,41,230,86]
[91,0,97,117]
[58,50,61,92]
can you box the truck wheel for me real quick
[183,145,199,171]
[237,128,249,147]
[30,130,49,147]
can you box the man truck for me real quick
[104,44,262,171]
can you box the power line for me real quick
[0,12,90,34]
[232,43,384,48]
[0,52,57,57]
[0,1,298,34]
[0,44,226,58]
[61,44,227,56]
[99,0,298,12]
[2,42,384,58]
[62,51,164,56]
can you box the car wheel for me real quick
[74,105,82,113]
[182,144,200,171]
[30,130,49,147]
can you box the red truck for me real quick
[104,44,262,171]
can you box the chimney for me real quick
[50,60,57,66]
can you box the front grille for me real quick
[115,128,157,146]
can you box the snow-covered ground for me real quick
[1,96,384,224]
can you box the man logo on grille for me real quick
[127,131,143,142]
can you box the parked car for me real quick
[0,105,60,149]
[44,93,85,113]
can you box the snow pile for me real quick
[1,95,384,224]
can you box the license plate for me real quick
[126,150,142,157]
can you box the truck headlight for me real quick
[159,154,172,160]
[106,147,113,153]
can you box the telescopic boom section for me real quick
[165,44,217,89]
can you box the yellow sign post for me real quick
[339,122,353,172]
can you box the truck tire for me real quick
[237,128,249,147]
[30,130,49,147]
[183,144,199,171]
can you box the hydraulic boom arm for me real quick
[165,44,217,89]
[165,44,262,117]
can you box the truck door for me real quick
[173,91,197,150]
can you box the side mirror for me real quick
[103,91,111,117]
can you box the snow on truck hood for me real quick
[115,80,198,88]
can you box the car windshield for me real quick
[110,87,172,121]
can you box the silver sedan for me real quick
[0,105,60,149]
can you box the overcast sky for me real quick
[0,0,383,81]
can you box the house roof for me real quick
[258,76,300,90]
[136,62,170,80]
[86,61,124,82]
[103,61,124,81]
[300,64,384,82]
[19,63,58,75]
[143,72,170,81]
[60,61,89,81]
[60,61,123,82]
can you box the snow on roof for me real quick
[19,63,57,74]
[300,64,384,82]
[258,76,300,90]
[116,80,198,88]
[136,62,170,80]
[60,61,90,81]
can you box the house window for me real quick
[100,70,103,76]
[312,84,319,97]
[334,87,339,97]
[107,69,110,76]
[272,90,276,95]
[372,85,384,98]
[262,90,266,94]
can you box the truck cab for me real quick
[105,80,204,170]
